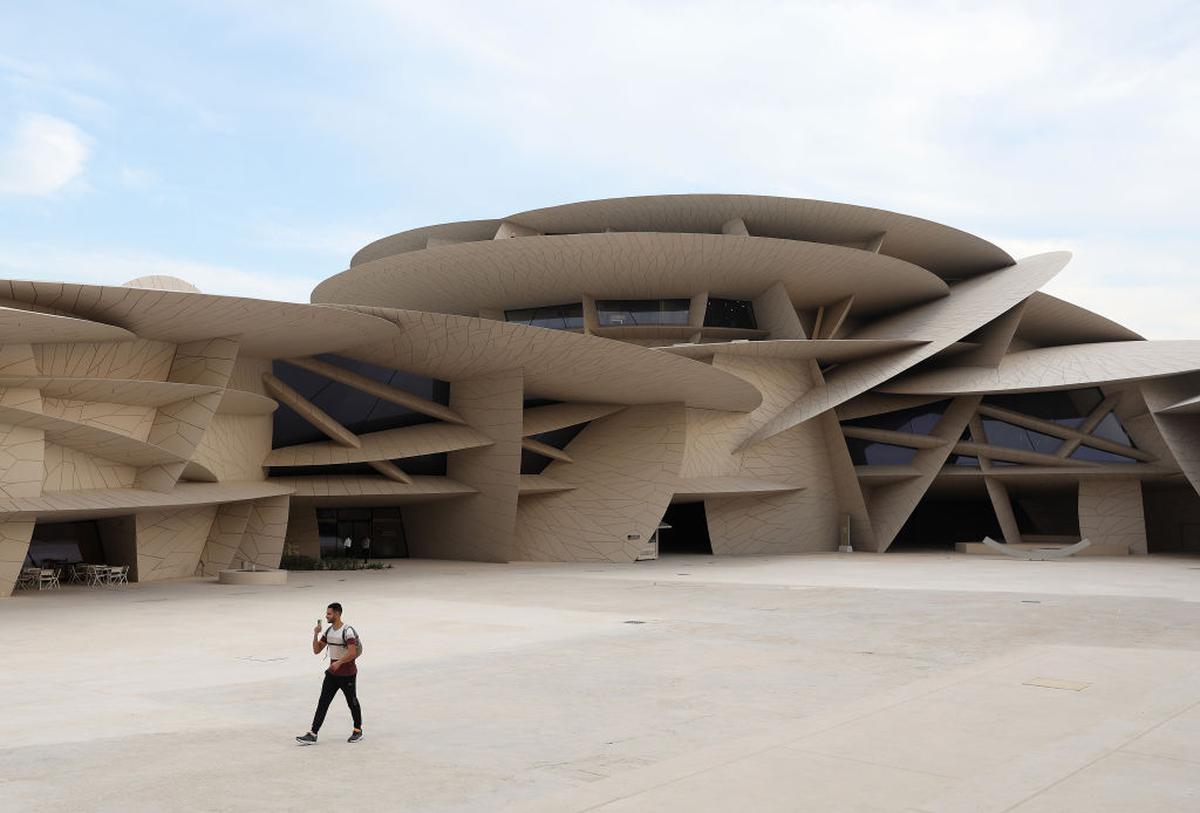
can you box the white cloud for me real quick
[0,243,320,302]
[0,113,91,196]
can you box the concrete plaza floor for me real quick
[2,552,1199,812]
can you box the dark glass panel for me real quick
[520,448,554,475]
[596,299,690,326]
[981,418,1063,455]
[1069,446,1137,464]
[1012,491,1081,536]
[950,455,981,467]
[845,438,919,466]
[504,303,584,330]
[703,298,757,329]
[990,459,1022,467]
[844,400,950,436]
[269,453,448,477]
[982,388,1104,427]
[271,357,449,449]
[1090,412,1134,447]
[520,422,591,474]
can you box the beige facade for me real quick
[4,194,1200,595]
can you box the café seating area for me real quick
[15,563,131,591]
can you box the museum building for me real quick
[4,194,1200,595]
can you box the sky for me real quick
[1,1,1197,337]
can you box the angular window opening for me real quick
[521,422,590,474]
[703,298,757,329]
[504,303,584,330]
[1069,446,1138,464]
[315,507,409,559]
[1090,412,1134,447]
[844,400,950,436]
[980,418,1062,455]
[982,388,1104,428]
[596,299,690,326]
[1011,489,1081,537]
[949,454,980,467]
[271,355,449,449]
[845,438,919,466]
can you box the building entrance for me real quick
[658,502,713,554]
[316,507,409,559]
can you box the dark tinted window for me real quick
[845,438,919,466]
[1090,412,1134,447]
[272,355,449,449]
[505,303,584,330]
[269,453,448,477]
[703,298,757,329]
[983,388,1104,427]
[521,422,590,474]
[1069,446,1137,464]
[981,419,1062,455]
[844,400,949,435]
[596,299,690,326]
[949,455,980,467]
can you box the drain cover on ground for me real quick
[1023,677,1089,691]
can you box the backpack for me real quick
[324,624,363,660]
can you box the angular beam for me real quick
[284,356,465,425]
[521,437,574,463]
[841,425,946,450]
[262,373,360,449]
[721,217,750,236]
[367,460,413,485]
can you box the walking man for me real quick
[296,602,363,744]
[362,536,371,564]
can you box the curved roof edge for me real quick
[340,193,1014,280]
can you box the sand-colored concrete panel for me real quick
[515,404,686,562]
[135,505,219,582]
[883,340,1200,396]
[0,480,291,522]
[0,377,217,406]
[34,339,178,380]
[316,232,949,319]
[0,519,35,597]
[0,279,399,357]
[521,402,625,437]
[283,501,320,559]
[657,338,928,362]
[1079,479,1145,555]
[189,414,272,483]
[520,437,573,463]
[740,253,1071,449]
[42,442,135,492]
[200,500,254,576]
[269,475,475,503]
[501,193,1013,278]
[337,308,762,412]
[405,369,523,562]
[0,304,135,343]
[264,422,492,467]
[233,494,290,569]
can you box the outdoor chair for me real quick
[16,568,39,590]
[108,565,130,586]
[84,565,108,588]
[38,568,61,590]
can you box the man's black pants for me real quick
[311,671,362,733]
